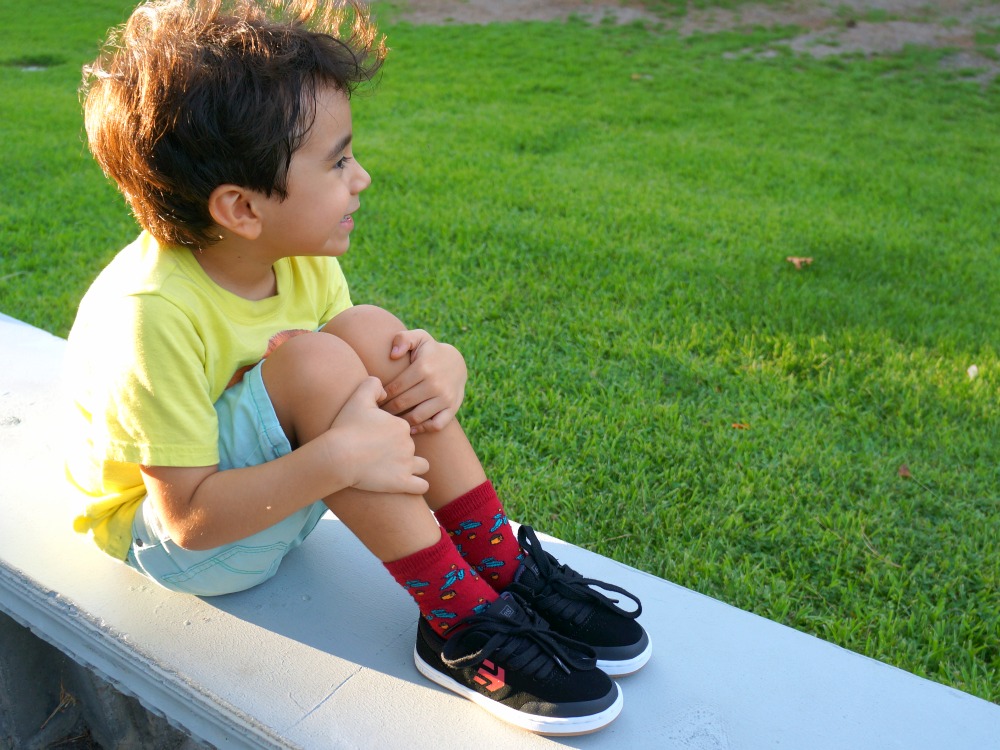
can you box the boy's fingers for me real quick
[381,385,422,415]
[398,468,429,496]
[390,329,429,360]
[407,408,452,435]
[389,332,412,359]
[401,398,441,427]
[382,368,418,402]
[425,409,453,432]
[352,375,385,404]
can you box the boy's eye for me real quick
[334,155,353,170]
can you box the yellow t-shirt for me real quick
[65,232,352,560]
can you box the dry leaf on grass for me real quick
[786,256,814,270]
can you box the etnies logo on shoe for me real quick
[473,660,506,693]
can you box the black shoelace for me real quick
[516,525,643,626]
[441,594,597,681]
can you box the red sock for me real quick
[384,527,498,637]
[433,480,523,591]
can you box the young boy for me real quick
[66,0,650,735]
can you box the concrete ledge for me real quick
[1,312,998,749]
[0,609,200,749]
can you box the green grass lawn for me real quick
[1,0,998,703]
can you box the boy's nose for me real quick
[354,162,372,193]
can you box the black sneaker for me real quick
[414,592,622,735]
[506,525,652,677]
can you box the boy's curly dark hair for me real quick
[82,0,385,249]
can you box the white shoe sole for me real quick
[414,646,624,736]
[599,633,653,677]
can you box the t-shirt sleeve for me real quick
[319,257,353,325]
[95,294,220,467]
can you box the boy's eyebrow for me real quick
[326,133,353,161]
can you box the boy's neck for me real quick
[191,238,279,301]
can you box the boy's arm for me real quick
[142,377,429,550]
[141,438,344,550]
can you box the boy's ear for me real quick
[207,184,263,240]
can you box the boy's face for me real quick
[257,86,371,258]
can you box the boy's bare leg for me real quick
[411,422,487,511]
[322,305,488,511]
[261,331,439,562]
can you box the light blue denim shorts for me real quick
[126,360,328,596]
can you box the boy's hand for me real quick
[333,377,430,495]
[381,329,467,434]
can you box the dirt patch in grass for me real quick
[393,0,657,25]
[394,0,1000,83]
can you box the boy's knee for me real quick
[322,305,407,379]
[327,304,404,339]
[262,332,369,443]
[264,331,366,395]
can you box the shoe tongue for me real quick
[513,553,542,587]
[491,592,525,621]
